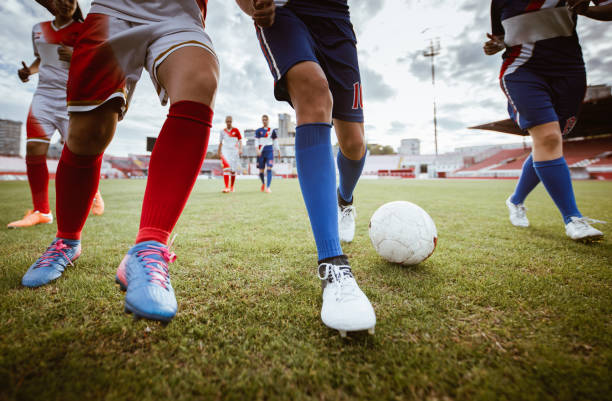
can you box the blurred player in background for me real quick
[19,0,253,324]
[218,115,243,193]
[485,0,606,241]
[236,0,375,337]
[7,0,104,229]
[254,114,280,193]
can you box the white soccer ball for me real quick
[369,201,438,265]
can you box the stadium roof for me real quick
[470,96,612,139]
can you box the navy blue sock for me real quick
[533,157,581,224]
[510,154,540,204]
[295,123,343,261]
[337,150,366,203]
[266,169,273,188]
[259,172,264,185]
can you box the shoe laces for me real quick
[35,240,75,269]
[135,239,177,290]
[512,203,527,217]
[340,205,355,220]
[318,262,358,302]
[570,216,606,227]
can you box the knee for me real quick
[26,141,49,156]
[340,136,365,159]
[189,66,219,100]
[291,75,333,122]
[535,131,562,153]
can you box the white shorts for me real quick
[66,12,216,118]
[221,152,241,172]
[27,91,69,143]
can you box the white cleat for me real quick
[338,204,356,243]
[565,216,605,242]
[318,255,376,337]
[506,196,529,227]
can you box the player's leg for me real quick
[506,153,538,227]
[265,150,273,192]
[258,154,266,191]
[221,155,231,192]
[286,61,339,260]
[8,102,53,228]
[257,9,374,335]
[137,45,217,245]
[334,120,365,243]
[116,45,217,321]
[501,68,559,230]
[21,101,119,287]
[22,14,137,287]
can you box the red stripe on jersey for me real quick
[525,0,546,12]
[499,45,522,80]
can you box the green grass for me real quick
[0,178,611,401]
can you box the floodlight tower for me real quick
[423,38,440,156]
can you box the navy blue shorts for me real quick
[501,67,586,135]
[257,146,274,169]
[255,6,364,122]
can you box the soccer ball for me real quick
[369,201,438,265]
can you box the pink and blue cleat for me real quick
[22,238,81,287]
[115,241,178,322]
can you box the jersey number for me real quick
[352,82,363,110]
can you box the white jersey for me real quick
[90,0,207,26]
[219,127,242,154]
[31,20,82,95]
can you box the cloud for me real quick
[361,65,396,101]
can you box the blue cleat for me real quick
[115,241,178,322]
[22,238,81,287]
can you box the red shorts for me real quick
[66,13,215,118]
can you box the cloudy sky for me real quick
[1,0,611,156]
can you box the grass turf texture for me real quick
[0,179,611,401]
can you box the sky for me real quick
[0,0,611,156]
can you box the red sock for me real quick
[26,154,50,214]
[56,146,103,240]
[230,174,236,188]
[223,173,229,188]
[136,101,213,245]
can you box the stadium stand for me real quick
[451,135,612,179]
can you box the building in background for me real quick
[0,119,22,157]
[398,138,420,156]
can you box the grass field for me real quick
[0,178,611,401]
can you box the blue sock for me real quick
[510,154,540,204]
[295,123,343,261]
[266,169,273,188]
[533,156,582,224]
[259,172,264,185]
[337,150,366,203]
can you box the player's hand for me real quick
[567,0,590,14]
[18,61,31,82]
[483,33,505,55]
[252,0,275,28]
[58,43,73,63]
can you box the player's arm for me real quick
[237,129,243,155]
[218,131,224,157]
[58,43,73,63]
[235,0,276,27]
[581,1,612,20]
[34,0,55,14]
[254,134,261,157]
[18,58,40,82]
[484,1,506,55]
[272,130,281,159]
